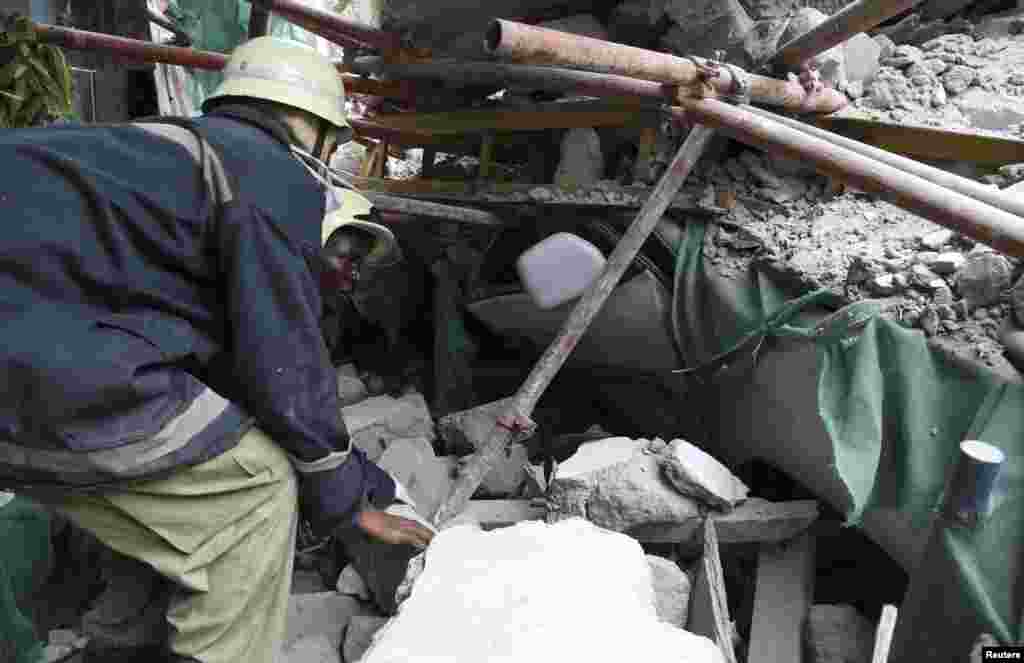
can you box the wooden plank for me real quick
[356,99,659,136]
[747,532,817,663]
[871,605,898,663]
[630,498,820,544]
[462,498,819,544]
[689,520,738,663]
[811,116,1024,166]
[349,175,722,215]
[462,499,546,528]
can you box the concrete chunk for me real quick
[342,393,434,462]
[282,634,340,663]
[647,555,691,628]
[343,616,388,663]
[284,593,370,656]
[374,437,451,517]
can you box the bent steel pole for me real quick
[484,18,848,114]
[433,124,717,527]
[746,105,1024,220]
[769,0,923,70]
[675,98,1024,257]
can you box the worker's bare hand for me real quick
[356,510,435,548]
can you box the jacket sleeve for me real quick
[213,202,395,531]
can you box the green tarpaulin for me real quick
[674,218,1023,651]
[0,496,52,663]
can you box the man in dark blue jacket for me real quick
[0,36,433,663]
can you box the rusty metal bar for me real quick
[363,192,504,227]
[35,22,228,70]
[675,98,1024,257]
[251,0,403,51]
[747,106,1024,219]
[769,0,923,70]
[433,124,717,527]
[484,18,848,114]
[350,57,675,100]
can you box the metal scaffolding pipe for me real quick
[251,0,403,51]
[483,18,848,114]
[769,0,923,70]
[35,23,228,70]
[363,192,504,227]
[674,98,1024,257]
[746,105,1024,220]
[350,56,673,100]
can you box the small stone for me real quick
[931,80,948,107]
[929,252,966,275]
[916,251,940,265]
[919,228,954,251]
[923,58,949,75]
[973,38,1002,57]
[843,33,882,86]
[956,251,1013,308]
[998,163,1024,183]
[337,363,368,407]
[805,604,876,663]
[933,284,955,306]
[942,320,960,333]
[911,263,941,287]
[554,128,604,189]
[343,393,435,462]
[920,308,940,336]
[869,79,897,110]
[942,65,976,95]
[873,34,896,60]
[867,273,904,296]
[844,80,865,99]
[1010,276,1024,327]
[647,555,691,628]
[847,255,881,284]
[881,44,923,68]
[937,304,956,320]
[974,307,990,321]
[954,300,969,320]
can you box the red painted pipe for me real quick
[35,23,228,70]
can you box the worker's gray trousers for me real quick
[40,427,298,663]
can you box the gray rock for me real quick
[881,44,924,69]
[764,177,808,204]
[780,8,846,85]
[904,61,932,81]
[284,593,369,656]
[547,440,701,532]
[922,33,975,54]
[342,615,388,663]
[844,80,864,100]
[867,273,905,296]
[942,65,976,95]
[956,251,1012,308]
[998,163,1024,183]
[337,363,368,407]
[376,437,452,518]
[869,76,913,110]
[847,255,882,284]
[282,634,340,663]
[920,307,941,336]
[911,263,941,288]
[661,0,754,63]
[647,555,691,628]
[873,34,896,60]
[928,251,966,275]
[555,128,604,189]
[937,304,956,320]
[923,58,949,75]
[342,393,435,462]
[1011,276,1024,327]
[738,0,796,20]
[933,283,955,306]
[953,89,1024,131]
[919,228,954,251]
[843,33,881,86]
[538,14,609,40]
[478,443,531,497]
[805,604,876,663]
[931,82,948,107]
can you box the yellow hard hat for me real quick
[202,36,348,130]
[322,189,400,263]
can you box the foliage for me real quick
[0,15,73,128]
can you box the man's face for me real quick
[322,228,375,293]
